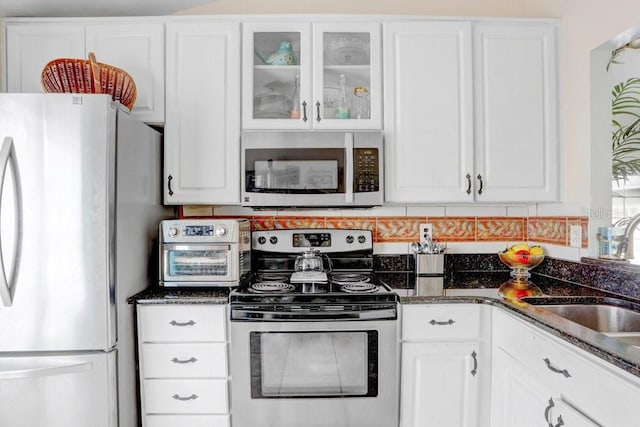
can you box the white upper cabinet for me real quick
[5,23,85,93]
[383,21,474,203]
[86,23,165,124]
[242,21,382,130]
[163,21,241,205]
[4,20,165,124]
[383,19,560,203]
[473,22,559,202]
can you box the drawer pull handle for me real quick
[465,173,472,194]
[172,393,198,401]
[543,358,571,378]
[429,319,455,326]
[470,350,478,376]
[169,320,196,327]
[171,357,198,364]
[544,397,555,426]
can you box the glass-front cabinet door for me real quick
[242,21,381,129]
[312,22,381,129]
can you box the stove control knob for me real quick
[257,236,267,245]
[358,235,367,244]
[270,236,278,245]
[216,226,228,237]
[167,226,179,238]
[346,235,354,244]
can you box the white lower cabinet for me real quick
[400,304,491,427]
[137,304,230,427]
[491,309,640,427]
[492,347,599,426]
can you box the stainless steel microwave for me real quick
[241,131,383,208]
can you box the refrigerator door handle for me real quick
[0,360,92,380]
[0,136,23,307]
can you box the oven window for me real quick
[250,331,378,398]
[168,250,229,276]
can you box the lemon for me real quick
[510,243,530,253]
[530,246,544,256]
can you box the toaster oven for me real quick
[159,219,251,287]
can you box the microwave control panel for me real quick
[354,148,380,193]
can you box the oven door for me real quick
[160,243,237,286]
[230,319,399,427]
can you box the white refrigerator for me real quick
[0,94,171,426]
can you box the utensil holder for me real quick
[415,253,445,296]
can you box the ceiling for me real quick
[0,0,212,17]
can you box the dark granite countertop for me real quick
[128,287,230,304]
[127,273,640,379]
[401,273,640,379]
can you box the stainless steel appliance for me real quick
[159,218,251,287]
[0,93,170,427]
[241,131,383,208]
[230,228,399,427]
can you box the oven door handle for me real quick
[231,307,397,321]
[344,133,354,204]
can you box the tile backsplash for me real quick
[180,206,588,249]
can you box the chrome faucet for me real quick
[614,213,640,259]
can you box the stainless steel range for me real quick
[230,229,399,427]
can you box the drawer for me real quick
[141,343,228,379]
[145,414,230,427]
[139,305,226,342]
[143,378,229,414]
[494,309,640,425]
[402,304,486,341]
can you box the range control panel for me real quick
[252,228,372,253]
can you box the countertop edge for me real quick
[401,294,640,379]
[128,289,640,379]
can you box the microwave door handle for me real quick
[344,133,354,204]
[0,137,23,307]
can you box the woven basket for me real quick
[41,52,137,110]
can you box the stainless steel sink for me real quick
[529,303,640,333]
[605,333,640,347]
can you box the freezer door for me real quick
[0,351,117,427]
[0,94,116,351]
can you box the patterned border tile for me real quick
[527,217,567,245]
[430,217,475,242]
[376,217,423,242]
[476,217,525,241]
[178,210,590,248]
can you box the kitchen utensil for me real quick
[294,250,324,272]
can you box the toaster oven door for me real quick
[161,243,237,286]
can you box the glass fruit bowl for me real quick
[497,244,545,301]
